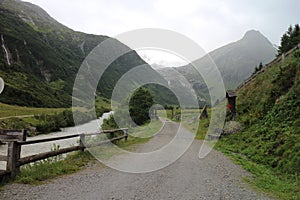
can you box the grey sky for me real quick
[25,0,300,66]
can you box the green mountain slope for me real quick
[0,0,175,107]
[222,48,300,175]
[0,0,112,106]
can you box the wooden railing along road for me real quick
[0,128,128,183]
[237,42,300,90]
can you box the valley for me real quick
[0,0,299,199]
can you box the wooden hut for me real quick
[226,90,237,120]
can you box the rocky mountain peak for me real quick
[242,29,272,46]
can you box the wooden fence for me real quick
[0,128,128,182]
[237,42,300,90]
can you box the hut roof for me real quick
[226,90,237,98]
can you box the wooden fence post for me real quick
[6,141,20,178]
[80,134,85,152]
[6,129,26,178]
[110,132,115,140]
[124,129,128,141]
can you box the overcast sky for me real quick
[25,0,300,66]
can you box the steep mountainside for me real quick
[222,48,300,175]
[157,30,277,104]
[206,30,276,88]
[0,0,174,107]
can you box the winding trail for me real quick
[0,121,272,200]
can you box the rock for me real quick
[223,121,243,135]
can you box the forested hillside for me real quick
[0,0,176,107]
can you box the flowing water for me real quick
[0,111,113,170]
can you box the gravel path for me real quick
[0,121,272,200]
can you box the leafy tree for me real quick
[129,87,154,126]
[102,114,118,130]
[278,24,300,55]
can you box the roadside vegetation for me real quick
[16,151,95,184]
[215,38,300,199]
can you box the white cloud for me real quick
[137,49,188,68]
[154,0,202,18]
[23,0,300,66]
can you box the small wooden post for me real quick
[124,129,128,141]
[110,132,115,140]
[6,129,26,178]
[6,141,20,178]
[199,105,208,119]
[79,134,85,152]
[22,130,27,142]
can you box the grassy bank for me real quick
[215,50,300,199]
[215,139,299,200]
[16,151,95,184]
[0,102,67,118]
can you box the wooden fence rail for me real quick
[237,42,300,90]
[0,128,128,181]
[18,146,83,166]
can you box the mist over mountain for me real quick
[157,30,277,104]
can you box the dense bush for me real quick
[35,110,75,133]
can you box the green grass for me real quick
[215,142,300,200]
[178,109,210,140]
[0,96,111,134]
[16,151,95,184]
[90,119,162,160]
[0,102,67,118]
[0,96,110,118]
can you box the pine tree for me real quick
[278,24,300,55]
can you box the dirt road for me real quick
[0,121,272,199]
